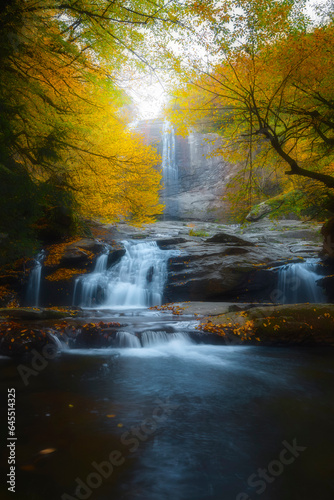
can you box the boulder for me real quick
[246,201,273,221]
[203,304,334,346]
[205,232,255,246]
[321,217,334,258]
[246,190,304,222]
[156,237,188,248]
[165,240,292,302]
[163,219,324,302]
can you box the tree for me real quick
[165,0,334,215]
[0,0,180,262]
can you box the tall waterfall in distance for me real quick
[162,121,179,219]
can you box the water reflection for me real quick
[0,345,334,500]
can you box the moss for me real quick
[206,304,334,345]
[189,229,210,237]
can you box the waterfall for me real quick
[276,258,326,304]
[47,331,67,352]
[74,240,176,308]
[141,331,191,347]
[162,120,179,218]
[26,250,45,307]
[73,248,110,307]
[116,331,141,348]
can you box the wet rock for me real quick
[157,220,325,303]
[206,232,255,246]
[205,304,334,346]
[166,242,289,302]
[58,239,104,268]
[0,307,74,321]
[321,217,334,258]
[156,237,188,248]
[107,248,126,267]
[0,324,60,358]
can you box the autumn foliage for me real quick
[165,0,334,217]
[0,0,170,265]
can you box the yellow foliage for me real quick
[45,268,87,282]
[44,239,81,266]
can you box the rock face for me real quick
[7,219,329,308]
[29,239,125,307]
[321,216,334,258]
[200,304,334,346]
[136,119,239,221]
[106,219,326,303]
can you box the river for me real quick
[1,316,334,500]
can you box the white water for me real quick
[141,330,191,347]
[26,250,45,307]
[116,331,141,348]
[47,331,67,352]
[277,258,326,303]
[74,240,176,308]
[162,120,178,218]
[73,247,110,307]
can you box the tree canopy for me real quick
[165,0,334,217]
[2,0,334,265]
[1,0,182,263]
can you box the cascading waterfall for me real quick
[111,331,192,348]
[276,258,326,304]
[25,250,45,307]
[162,120,179,218]
[73,240,176,308]
[116,331,142,348]
[73,246,110,307]
[140,331,191,347]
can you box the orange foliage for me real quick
[45,268,87,282]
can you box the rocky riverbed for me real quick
[1,217,334,358]
[1,300,334,358]
[6,218,328,307]
[106,218,330,302]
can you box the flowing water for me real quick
[25,250,45,307]
[162,121,179,219]
[276,258,326,303]
[2,244,333,499]
[1,331,334,500]
[73,241,176,309]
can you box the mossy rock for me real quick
[246,190,304,222]
[0,307,78,321]
[206,304,334,346]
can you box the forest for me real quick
[1,0,334,267]
[1,2,334,500]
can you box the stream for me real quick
[1,241,334,499]
[1,314,334,500]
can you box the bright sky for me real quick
[130,78,167,120]
[128,0,326,120]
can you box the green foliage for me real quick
[0,160,81,266]
[165,0,334,219]
[0,0,175,267]
[189,229,210,237]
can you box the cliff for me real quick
[135,119,239,221]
